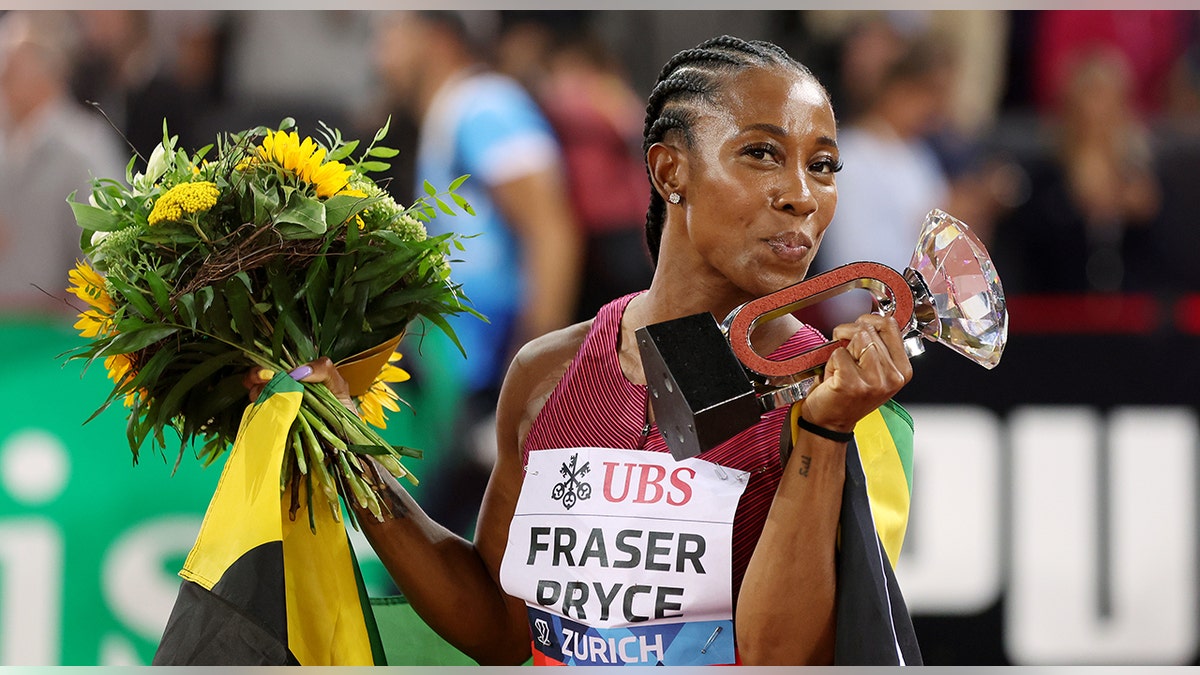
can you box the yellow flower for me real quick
[68,260,142,407]
[357,352,411,429]
[258,130,353,199]
[67,260,115,337]
[148,181,220,226]
[104,353,140,407]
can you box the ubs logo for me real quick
[551,453,592,510]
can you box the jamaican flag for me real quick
[153,373,384,665]
[788,398,922,665]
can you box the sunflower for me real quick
[148,181,220,226]
[356,352,411,429]
[67,261,142,407]
[67,260,115,338]
[257,130,354,199]
[104,353,141,407]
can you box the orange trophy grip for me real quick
[726,262,914,378]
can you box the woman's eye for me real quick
[744,145,777,161]
[811,157,844,174]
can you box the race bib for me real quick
[500,447,749,665]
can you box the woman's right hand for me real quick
[800,313,913,433]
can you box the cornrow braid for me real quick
[641,35,813,264]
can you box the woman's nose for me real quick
[771,174,819,215]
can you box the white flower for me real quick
[145,141,171,184]
[90,230,111,247]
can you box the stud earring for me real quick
[668,192,681,204]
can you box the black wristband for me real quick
[795,414,854,443]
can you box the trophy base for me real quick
[636,312,762,460]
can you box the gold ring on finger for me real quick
[857,341,878,361]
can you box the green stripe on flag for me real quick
[878,399,915,497]
[853,399,915,567]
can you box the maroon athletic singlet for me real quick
[523,292,827,600]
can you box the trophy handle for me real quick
[724,262,915,379]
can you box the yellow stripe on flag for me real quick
[283,481,375,665]
[854,407,911,568]
[180,379,303,588]
[176,373,376,665]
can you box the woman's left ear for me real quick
[647,141,686,202]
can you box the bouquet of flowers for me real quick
[64,117,478,526]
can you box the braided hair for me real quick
[642,35,815,264]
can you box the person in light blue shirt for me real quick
[373,10,582,534]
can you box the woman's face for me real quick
[673,66,839,299]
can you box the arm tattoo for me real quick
[797,455,812,477]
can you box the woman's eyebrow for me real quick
[742,122,788,136]
[741,123,838,149]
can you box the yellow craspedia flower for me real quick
[67,260,115,337]
[357,352,411,429]
[148,181,220,226]
[258,130,353,199]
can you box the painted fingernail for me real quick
[257,368,276,380]
[289,365,313,380]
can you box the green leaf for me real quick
[225,277,255,342]
[323,193,374,230]
[145,268,172,314]
[448,174,470,191]
[198,286,215,313]
[373,117,392,143]
[251,182,282,224]
[422,180,437,197]
[69,201,122,232]
[99,325,179,356]
[155,351,244,433]
[233,271,253,294]
[276,194,327,234]
[450,192,474,216]
[282,313,316,363]
[107,276,158,321]
[327,139,360,162]
[347,444,392,456]
[366,146,399,158]
[358,160,390,173]
[177,292,197,329]
[433,196,456,217]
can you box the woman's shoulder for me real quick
[500,320,593,416]
[515,319,593,376]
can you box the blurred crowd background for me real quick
[4,5,1200,533]
[3,9,1200,665]
[9,7,1200,521]
[6,9,1200,312]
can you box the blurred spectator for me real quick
[991,49,1162,294]
[69,11,225,164]
[1163,12,1200,135]
[802,10,1008,138]
[0,11,125,314]
[815,27,955,324]
[1029,10,1193,118]
[371,10,582,535]
[223,11,371,131]
[496,15,654,322]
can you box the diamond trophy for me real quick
[637,209,1007,460]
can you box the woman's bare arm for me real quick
[735,314,912,665]
[353,322,591,665]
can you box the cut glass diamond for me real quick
[906,209,1008,369]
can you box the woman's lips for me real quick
[765,232,812,262]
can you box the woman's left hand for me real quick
[241,356,356,411]
[800,313,913,433]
